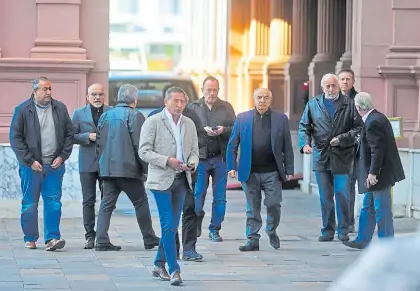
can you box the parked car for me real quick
[108,71,199,117]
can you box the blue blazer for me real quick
[72,104,111,173]
[226,109,294,182]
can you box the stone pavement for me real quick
[1,188,419,291]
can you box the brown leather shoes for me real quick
[152,266,170,281]
[170,271,183,286]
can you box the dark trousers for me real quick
[96,177,157,244]
[241,171,282,241]
[80,171,103,240]
[349,161,357,226]
[175,172,197,254]
[314,171,351,236]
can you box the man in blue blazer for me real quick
[72,83,111,249]
[226,88,294,252]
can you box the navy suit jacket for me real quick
[226,109,294,182]
[72,104,111,173]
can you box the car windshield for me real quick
[109,80,197,108]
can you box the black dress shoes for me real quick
[95,243,121,251]
[238,240,259,252]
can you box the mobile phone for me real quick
[211,126,218,131]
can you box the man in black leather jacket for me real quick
[95,84,160,251]
[298,73,363,243]
[338,68,359,233]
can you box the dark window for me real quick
[109,79,198,108]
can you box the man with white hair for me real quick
[298,73,363,242]
[343,92,405,250]
[95,84,160,251]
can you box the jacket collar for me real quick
[29,96,57,112]
[196,96,222,108]
[315,92,349,105]
[115,103,131,108]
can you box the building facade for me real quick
[178,0,420,219]
[0,0,420,219]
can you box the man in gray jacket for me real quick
[72,83,111,249]
[139,86,199,286]
[95,84,159,251]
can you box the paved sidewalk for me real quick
[1,189,418,291]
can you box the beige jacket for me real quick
[138,110,199,191]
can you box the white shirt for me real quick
[164,108,184,162]
[362,109,375,123]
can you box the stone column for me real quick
[308,0,346,97]
[228,0,251,111]
[335,0,353,73]
[284,0,318,126]
[31,0,87,59]
[240,0,271,112]
[263,0,293,112]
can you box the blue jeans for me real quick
[315,171,351,236]
[356,186,394,246]
[151,175,188,275]
[19,163,65,243]
[194,156,227,232]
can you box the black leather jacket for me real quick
[298,93,363,174]
[96,103,145,179]
[189,97,236,159]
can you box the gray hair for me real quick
[164,86,189,102]
[320,73,339,87]
[354,92,375,111]
[117,84,138,105]
[31,76,50,90]
[253,88,272,98]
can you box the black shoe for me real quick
[182,249,203,261]
[144,236,160,250]
[343,240,366,250]
[84,237,94,249]
[197,215,204,238]
[95,243,121,251]
[209,232,223,242]
[268,233,280,249]
[338,234,350,242]
[238,241,259,252]
[318,235,334,242]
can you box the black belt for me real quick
[175,172,186,179]
[207,153,221,157]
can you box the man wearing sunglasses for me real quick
[72,84,111,249]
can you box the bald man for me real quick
[72,84,112,249]
[226,88,294,252]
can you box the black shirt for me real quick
[205,104,221,155]
[251,108,278,173]
[91,104,104,127]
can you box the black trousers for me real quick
[96,177,157,244]
[80,171,103,240]
[175,172,198,254]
